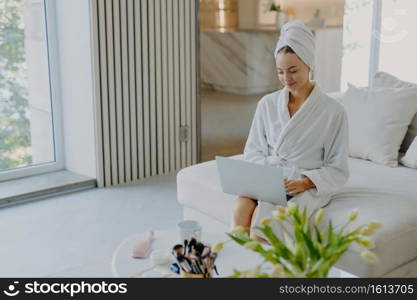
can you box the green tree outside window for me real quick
[0,0,32,171]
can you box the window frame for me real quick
[0,0,64,182]
[369,0,382,87]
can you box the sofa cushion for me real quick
[341,84,417,167]
[374,71,417,152]
[177,157,417,276]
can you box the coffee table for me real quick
[111,229,356,278]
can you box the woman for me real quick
[233,21,349,240]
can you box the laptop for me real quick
[216,156,287,206]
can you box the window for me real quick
[378,0,417,82]
[0,0,62,181]
[340,0,417,90]
[340,0,374,90]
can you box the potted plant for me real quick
[268,3,282,13]
[267,1,286,29]
[226,203,382,278]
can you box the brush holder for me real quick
[180,270,212,278]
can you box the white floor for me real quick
[0,172,182,277]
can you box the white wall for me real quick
[55,0,96,178]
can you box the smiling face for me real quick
[275,49,311,93]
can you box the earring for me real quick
[309,70,314,81]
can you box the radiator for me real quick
[90,0,199,187]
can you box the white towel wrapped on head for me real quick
[274,20,315,71]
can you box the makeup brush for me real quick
[172,244,184,256]
[193,260,203,274]
[208,252,218,270]
[196,258,206,274]
[210,252,218,263]
[188,237,197,254]
[201,247,211,259]
[183,240,188,256]
[194,242,205,256]
[171,254,185,272]
[170,263,180,274]
[176,255,192,273]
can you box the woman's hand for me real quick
[284,175,315,196]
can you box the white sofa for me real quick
[177,155,417,277]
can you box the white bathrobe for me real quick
[243,84,349,236]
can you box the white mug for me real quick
[177,220,202,241]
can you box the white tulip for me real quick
[212,242,224,252]
[361,250,379,264]
[348,209,358,222]
[314,208,324,223]
[286,202,297,214]
[360,226,375,236]
[367,221,383,230]
[244,241,260,250]
[261,217,271,226]
[230,225,247,235]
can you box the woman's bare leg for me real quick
[249,206,268,243]
[233,196,257,233]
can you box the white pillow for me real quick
[342,84,417,167]
[401,136,417,168]
[374,72,417,151]
[374,71,417,89]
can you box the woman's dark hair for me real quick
[277,45,295,55]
